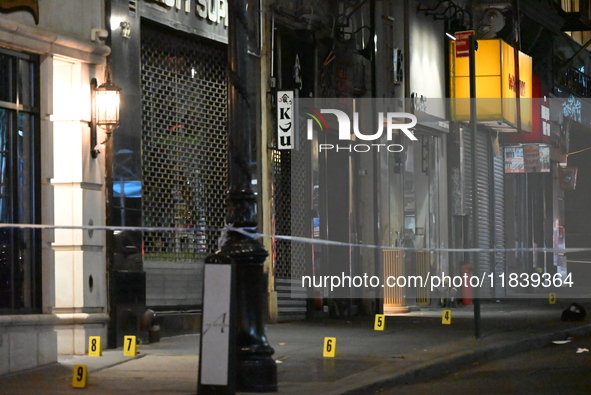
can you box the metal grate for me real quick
[463,129,493,292]
[415,251,431,306]
[271,140,308,279]
[290,128,308,279]
[141,23,227,260]
[492,155,506,295]
[383,249,404,313]
[272,149,292,278]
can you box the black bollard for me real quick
[222,0,277,391]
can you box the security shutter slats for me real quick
[463,129,493,294]
[141,23,227,259]
[493,155,506,294]
[475,130,492,291]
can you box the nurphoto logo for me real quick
[304,107,418,153]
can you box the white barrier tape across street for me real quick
[0,223,587,255]
[229,227,591,254]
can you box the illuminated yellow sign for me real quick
[450,39,532,132]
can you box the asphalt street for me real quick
[2,299,591,394]
[374,332,591,394]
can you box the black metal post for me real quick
[222,0,277,391]
[469,34,481,339]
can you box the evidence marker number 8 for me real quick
[88,336,102,357]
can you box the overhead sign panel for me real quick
[450,38,532,132]
[454,30,474,58]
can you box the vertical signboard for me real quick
[501,40,533,132]
[541,101,551,137]
[454,31,474,58]
[198,255,235,393]
[277,91,294,150]
[450,38,532,132]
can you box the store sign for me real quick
[558,167,577,190]
[504,144,550,173]
[0,0,38,24]
[277,91,294,150]
[409,93,449,133]
[504,145,524,173]
[149,0,228,25]
[505,75,552,145]
[501,40,532,132]
[562,94,582,123]
[454,30,474,58]
[196,0,228,25]
[151,0,190,11]
[451,38,532,132]
[410,93,428,114]
[541,102,550,137]
[523,144,549,173]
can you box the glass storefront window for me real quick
[0,48,40,313]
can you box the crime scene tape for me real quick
[1,222,591,254]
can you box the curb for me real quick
[90,352,147,373]
[321,323,591,395]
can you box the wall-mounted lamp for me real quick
[90,77,121,158]
[120,21,131,39]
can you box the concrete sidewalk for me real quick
[2,298,591,394]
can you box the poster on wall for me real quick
[504,145,524,173]
[504,144,550,173]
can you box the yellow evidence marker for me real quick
[71,365,88,388]
[123,335,137,356]
[323,337,337,358]
[442,310,452,325]
[88,336,102,357]
[374,314,386,331]
[549,293,557,304]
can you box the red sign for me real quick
[523,145,541,172]
[454,30,475,58]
